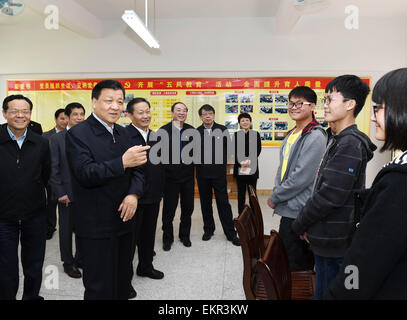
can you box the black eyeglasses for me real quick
[373,104,384,115]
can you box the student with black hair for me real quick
[292,75,377,299]
[326,68,407,299]
[233,113,262,216]
[268,86,327,271]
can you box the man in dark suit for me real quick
[159,102,195,251]
[126,97,165,298]
[0,95,50,300]
[50,103,85,279]
[43,108,67,240]
[196,104,240,246]
[65,80,149,300]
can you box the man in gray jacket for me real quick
[268,86,327,271]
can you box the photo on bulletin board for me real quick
[6,76,371,147]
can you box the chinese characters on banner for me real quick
[7,77,371,147]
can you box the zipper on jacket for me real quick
[313,137,336,194]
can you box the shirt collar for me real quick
[132,123,149,141]
[7,125,27,141]
[92,112,114,135]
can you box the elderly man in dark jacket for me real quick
[0,95,51,300]
[65,80,149,300]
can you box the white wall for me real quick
[1,11,406,188]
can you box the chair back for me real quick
[248,185,266,255]
[234,205,262,300]
[256,230,292,300]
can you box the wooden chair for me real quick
[233,205,263,300]
[248,184,269,255]
[256,230,316,300]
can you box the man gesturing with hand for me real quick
[66,80,148,300]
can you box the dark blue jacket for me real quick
[0,124,50,221]
[65,114,144,238]
[126,124,164,204]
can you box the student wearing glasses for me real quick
[291,75,377,299]
[268,86,327,272]
[326,68,407,299]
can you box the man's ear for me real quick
[346,99,356,112]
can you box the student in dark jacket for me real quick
[159,102,196,251]
[292,75,376,300]
[65,80,149,300]
[43,108,67,240]
[126,98,165,299]
[196,104,240,246]
[326,68,407,300]
[233,113,262,215]
[0,95,51,300]
[50,103,85,279]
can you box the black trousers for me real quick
[162,178,194,244]
[197,175,236,240]
[278,216,314,271]
[77,232,133,300]
[0,215,46,300]
[130,202,160,278]
[237,178,258,216]
[45,184,57,233]
[58,202,81,267]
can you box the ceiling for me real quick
[71,0,407,20]
[74,0,283,19]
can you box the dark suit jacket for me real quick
[29,120,43,135]
[159,121,195,183]
[196,122,231,179]
[50,129,73,200]
[0,124,50,221]
[43,127,57,142]
[65,114,144,239]
[126,124,164,204]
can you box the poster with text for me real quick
[7,77,371,147]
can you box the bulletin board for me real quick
[7,77,371,147]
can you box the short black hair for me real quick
[171,101,188,112]
[91,80,125,100]
[373,68,407,152]
[126,97,151,114]
[325,75,370,117]
[2,94,33,111]
[65,102,85,117]
[54,108,66,119]
[289,86,317,104]
[198,104,215,116]
[238,112,252,123]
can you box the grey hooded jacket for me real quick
[270,121,327,219]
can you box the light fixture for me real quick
[122,7,160,49]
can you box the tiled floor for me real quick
[16,195,281,300]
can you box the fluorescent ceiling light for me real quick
[122,10,160,49]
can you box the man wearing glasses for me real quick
[291,75,377,299]
[0,95,51,300]
[268,86,327,272]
